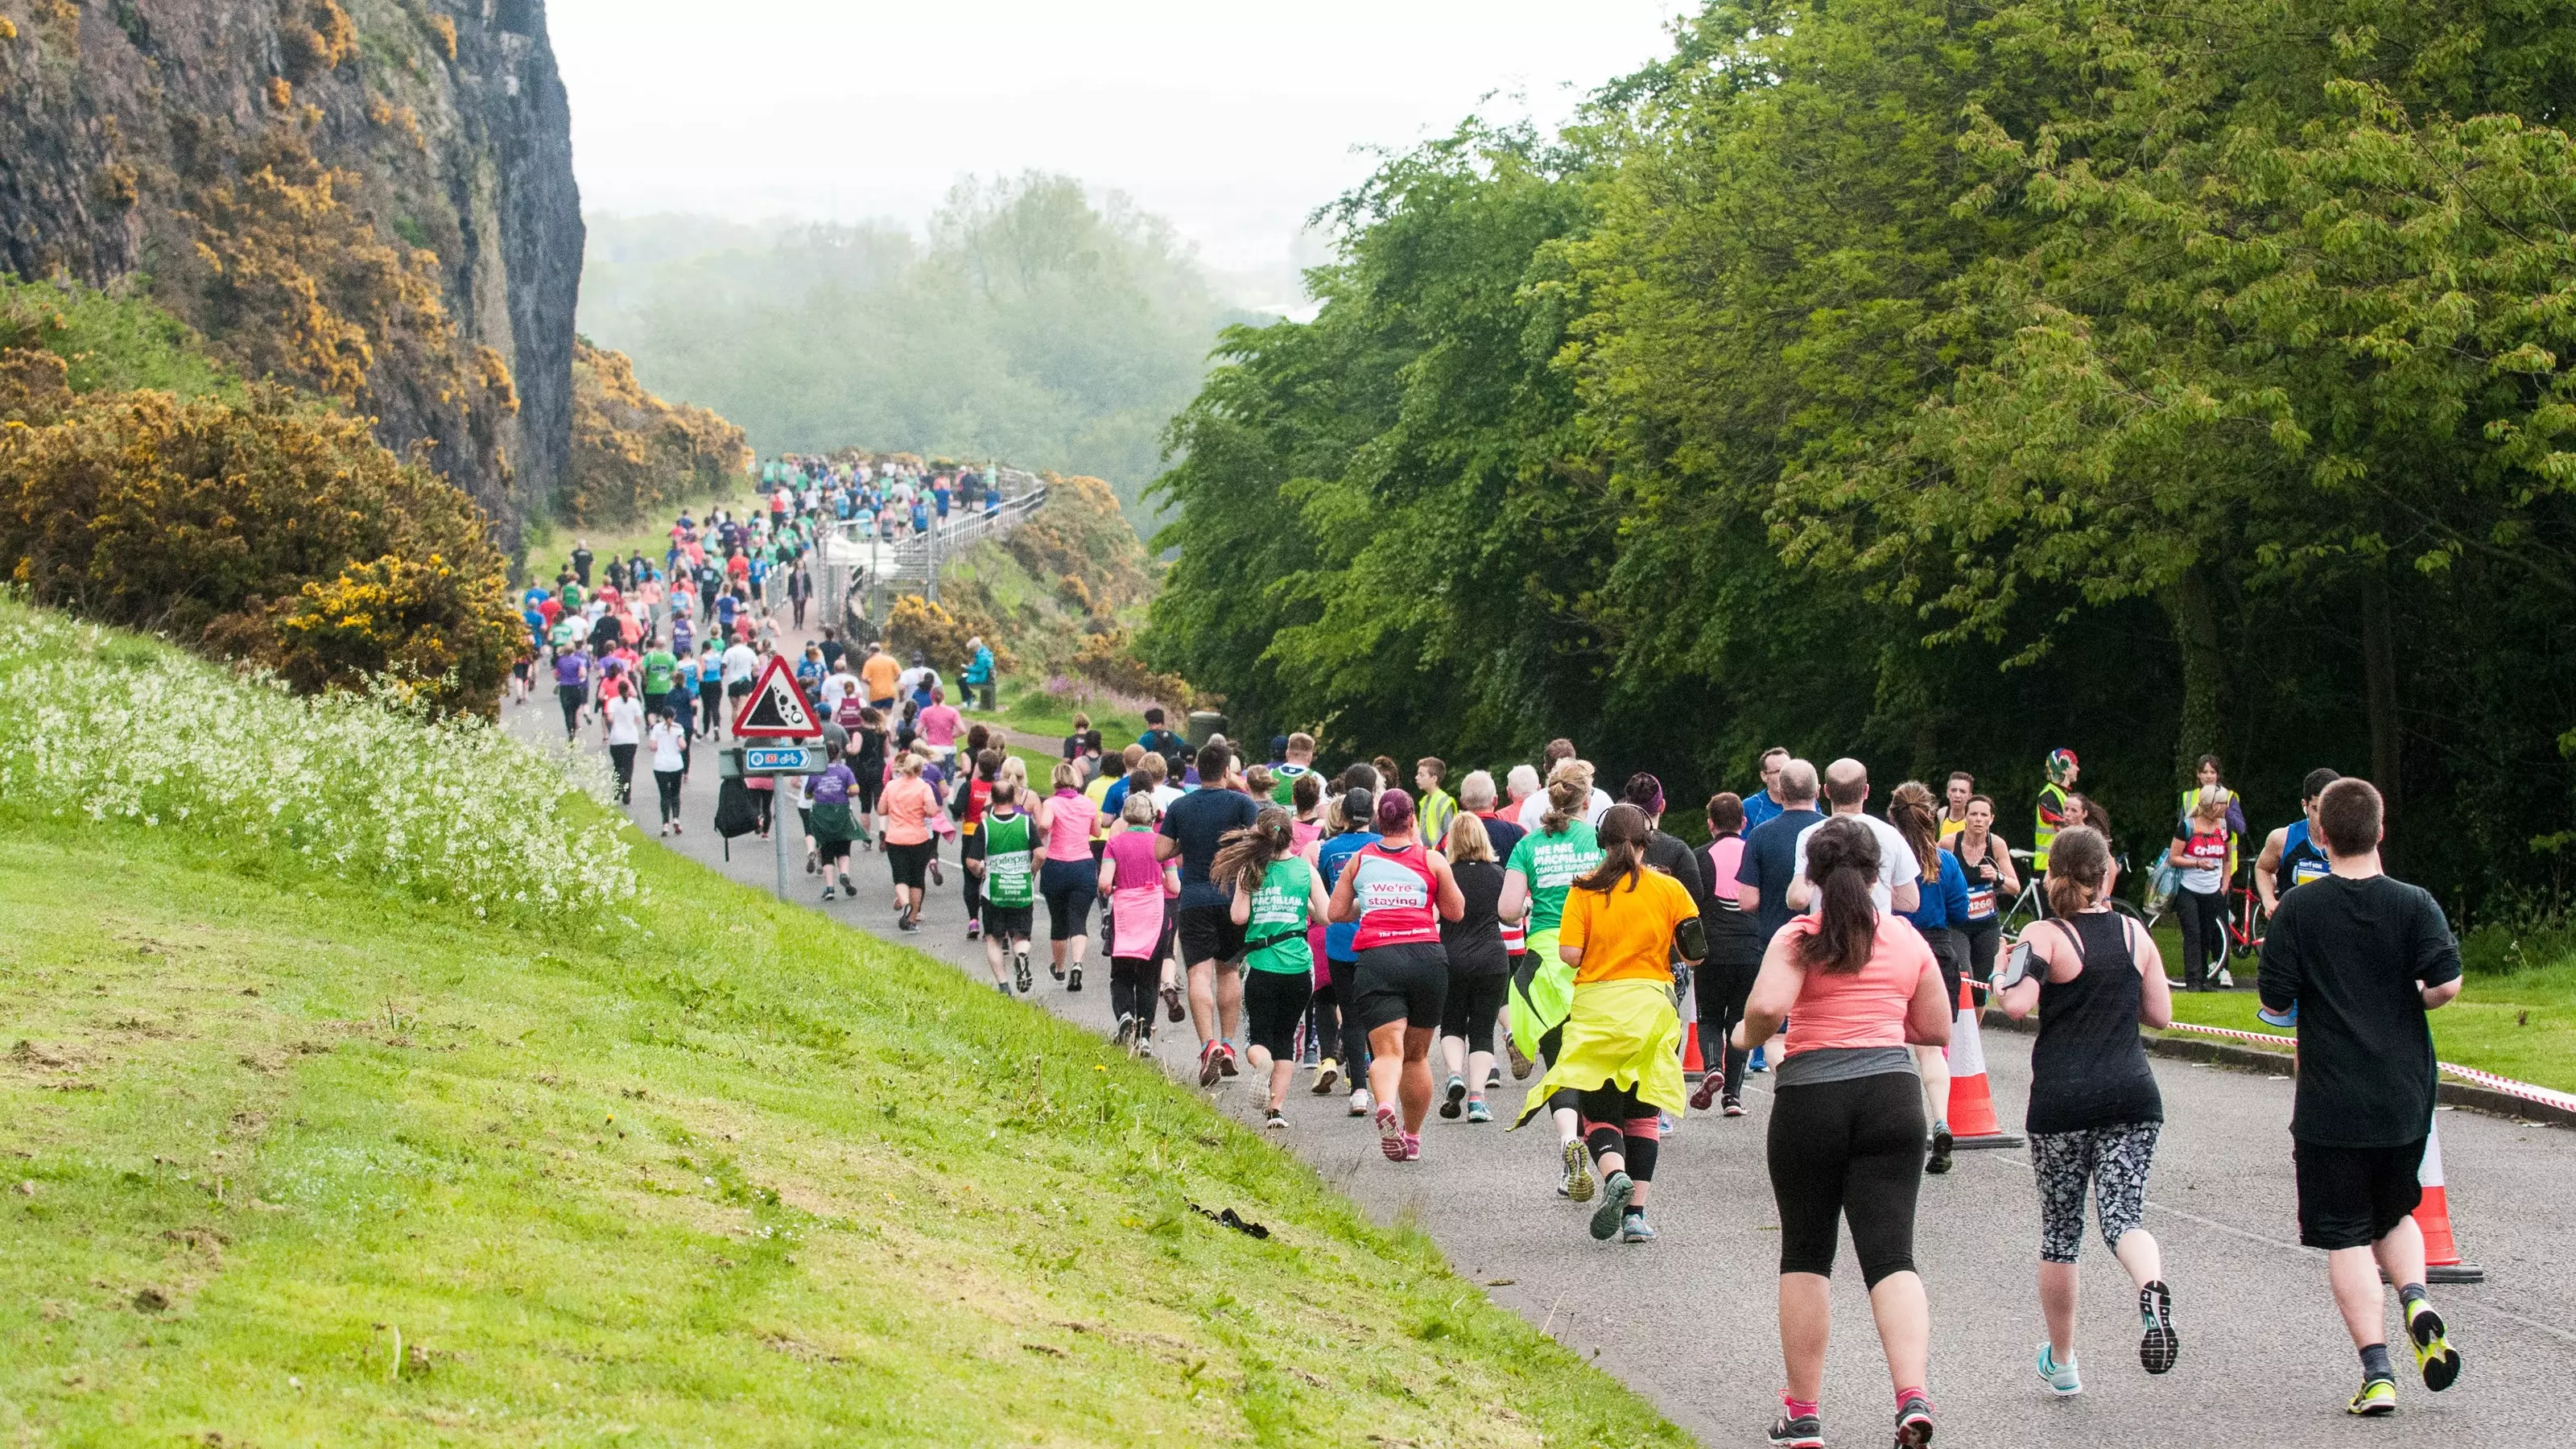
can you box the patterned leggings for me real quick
[2029,1121,2161,1264]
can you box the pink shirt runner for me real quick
[1779,916,1939,1057]
[1104,829,1166,960]
[1043,789,1098,861]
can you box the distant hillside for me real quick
[578,175,1252,536]
[0,0,583,539]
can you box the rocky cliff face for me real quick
[0,0,581,542]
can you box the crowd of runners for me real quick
[506,504,2471,1447]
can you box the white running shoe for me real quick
[1348,1087,1373,1117]
[2036,1343,2083,1397]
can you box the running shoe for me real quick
[1051,958,1066,982]
[821,886,836,902]
[1563,1139,1596,1203]
[966,920,982,940]
[1507,1037,1534,1080]
[1749,1046,1769,1073]
[928,858,943,886]
[1067,964,1083,993]
[1690,1071,1724,1112]
[1402,1133,1421,1162]
[1486,1065,1503,1091]
[2213,966,2235,989]
[1590,1169,1634,1241]
[2409,1303,2461,1392]
[1926,1121,1955,1176]
[898,916,919,933]
[1198,1042,1224,1088]
[1620,1209,1654,1244]
[1216,1042,1239,1077]
[838,870,852,893]
[1264,1108,1286,1131]
[1377,1105,1406,1161]
[1162,985,1184,1023]
[1766,1410,1824,1448]
[1113,1013,1138,1056]
[1466,1098,1492,1124]
[994,980,1010,996]
[1894,1391,1935,1446]
[1349,1087,1373,1117]
[1723,1095,1746,1117]
[1440,1075,1468,1120]
[805,846,819,875]
[2036,1342,2081,1396]
[2139,1280,2179,1374]
[1013,953,1033,995]
[2347,1377,2396,1416]
[1311,1059,1340,1095]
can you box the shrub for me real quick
[1004,473,1150,614]
[556,338,752,524]
[0,385,519,713]
[0,601,638,923]
[1071,627,1201,712]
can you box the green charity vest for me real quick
[983,812,1035,907]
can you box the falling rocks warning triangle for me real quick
[732,654,822,738]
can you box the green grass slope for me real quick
[0,613,1683,1446]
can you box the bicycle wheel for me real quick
[2109,899,2148,929]
[2001,883,2045,938]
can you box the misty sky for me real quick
[547,1,1692,279]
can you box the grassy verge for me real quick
[2159,967,2576,1094]
[0,632,1682,1445]
[991,676,1143,750]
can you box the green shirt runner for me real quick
[982,812,1035,908]
[1505,821,1604,934]
[1244,857,1315,974]
[641,648,678,696]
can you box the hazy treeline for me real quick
[579,174,1249,529]
[1143,0,2576,918]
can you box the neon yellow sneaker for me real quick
[2409,1306,2462,1392]
[2347,1377,2396,1416]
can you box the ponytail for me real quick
[1539,764,1590,835]
[1887,780,1942,881]
[1794,817,1881,975]
[2045,826,2109,916]
[1574,803,1650,894]
[1211,805,1297,897]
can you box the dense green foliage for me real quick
[1146,0,2576,916]
[580,175,1249,530]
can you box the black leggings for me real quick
[1110,956,1155,1028]
[1538,1022,1581,1117]
[1311,969,1371,1071]
[1695,954,1759,1100]
[1768,1071,1927,1287]
[557,684,584,736]
[1958,914,2003,984]
[1040,859,1095,940]
[2178,887,2225,986]
[1579,1080,1663,1183]
[1439,971,1509,1054]
[653,768,683,825]
[609,742,637,803]
[698,684,724,737]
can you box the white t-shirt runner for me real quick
[1791,811,1919,914]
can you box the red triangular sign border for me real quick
[731,654,823,739]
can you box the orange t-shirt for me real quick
[859,653,902,701]
[1558,868,1701,985]
[1779,916,1938,1056]
[881,774,937,846]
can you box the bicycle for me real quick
[2142,858,2266,984]
[2000,847,2147,940]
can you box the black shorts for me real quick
[1244,968,1314,1060]
[855,775,883,812]
[984,902,1034,941]
[1178,905,1246,968]
[2294,1137,2426,1251]
[1439,969,1510,1049]
[1918,926,1963,1016]
[727,678,753,699]
[885,839,934,890]
[1354,941,1449,1033]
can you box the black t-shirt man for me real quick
[1736,805,1827,943]
[2259,874,2461,1150]
[571,546,594,586]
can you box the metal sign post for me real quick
[729,657,827,902]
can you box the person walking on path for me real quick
[1995,825,2182,1397]
[1220,806,1327,1129]
[1160,742,1263,1086]
[1734,816,1952,1449]
[2254,778,2465,1417]
[1435,811,1511,1125]
[1327,787,1465,1162]
[978,782,1039,995]
[1513,803,1704,1244]
[1502,767,1608,1195]
[1688,792,1765,1117]
[1888,780,1971,1174]
[1099,792,1180,1046]
[807,741,861,902]
[1035,761,1100,991]
[647,705,689,836]
[878,751,940,932]
[1311,786,1381,1111]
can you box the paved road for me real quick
[507,686,2575,1447]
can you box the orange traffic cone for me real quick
[2413,1119,2485,1284]
[1683,1022,1707,1077]
[1946,976,2023,1150]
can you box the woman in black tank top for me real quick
[1997,826,2182,1393]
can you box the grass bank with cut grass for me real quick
[0,611,1683,1446]
[2159,965,2576,1095]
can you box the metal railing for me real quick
[818,484,1051,626]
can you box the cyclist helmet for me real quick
[2046,748,2079,782]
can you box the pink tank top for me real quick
[1044,789,1097,861]
[1350,840,1441,952]
[1781,917,1939,1057]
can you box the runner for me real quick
[1888,780,1971,1174]
[1938,771,1974,839]
[952,747,998,937]
[848,707,888,851]
[1514,803,1703,1242]
[1941,794,2018,986]
[2165,786,2234,990]
[2255,767,2343,914]
[1035,762,1100,991]
[2254,778,2464,1417]
[1501,766,1607,1195]
[1220,806,1326,1129]
[1740,747,1792,832]
[552,642,589,739]
[859,642,901,713]
[1270,732,1318,805]
[1735,816,1951,1449]
[1311,786,1381,1110]
[1994,824,2181,1395]
[1099,793,1179,1044]
[696,642,725,738]
[879,750,939,931]
[601,679,644,805]
[1688,793,1762,1116]
[1435,811,1509,1125]
[1327,788,1464,1162]
[1159,742,1262,1086]
[808,741,860,902]
[647,704,689,836]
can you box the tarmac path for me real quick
[506,675,2576,1447]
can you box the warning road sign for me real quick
[731,654,822,739]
